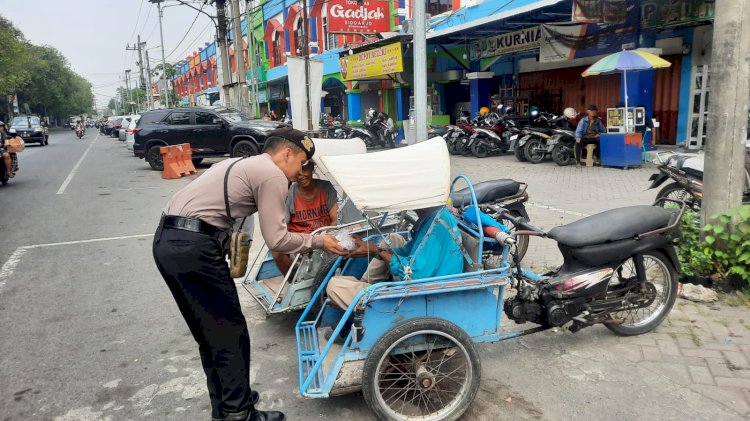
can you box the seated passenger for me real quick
[272,161,338,274]
[326,206,464,311]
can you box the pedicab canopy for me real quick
[311,137,367,176]
[319,137,451,212]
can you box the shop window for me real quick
[272,32,283,66]
[426,0,452,15]
[294,17,306,55]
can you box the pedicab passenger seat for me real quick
[547,206,675,248]
[450,179,520,207]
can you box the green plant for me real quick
[703,205,750,286]
[676,209,714,278]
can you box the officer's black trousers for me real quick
[153,225,252,419]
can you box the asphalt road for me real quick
[0,130,741,420]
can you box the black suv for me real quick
[133,107,286,170]
[9,115,49,146]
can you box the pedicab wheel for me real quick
[310,254,340,312]
[604,251,678,336]
[362,317,481,421]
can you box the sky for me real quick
[0,0,219,110]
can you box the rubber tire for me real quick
[509,210,530,262]
[523,138,546,164]
[655,182,700,209]
[513,142,527,162]
[146,146,165,171]
[448,137,462,155]
[309,254,340,313]
[232,140,259,158]
[471,140,489,158]
[362,317,481,421]
[551,144,574,166]
[605,250,678,336]
[192,158,204,166]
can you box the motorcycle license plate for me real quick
[510,134,518,141]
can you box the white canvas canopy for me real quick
[311,138,367,177]
[320,137,450,212]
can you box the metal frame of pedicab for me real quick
[295,174,549,407]
[242,137,412,315]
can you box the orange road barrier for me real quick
[161,145,189,179]
[178,143,197,174]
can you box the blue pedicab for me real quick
[243,138,410,316]
[295,137,686,420]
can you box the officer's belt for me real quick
[163,215,226,237]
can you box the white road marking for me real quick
[0,233,153,295]
[57,132,100,195]
[527,202,591,218]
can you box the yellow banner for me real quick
[340,43,403,81]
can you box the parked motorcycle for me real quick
[547,128,577,166]
[352,109,395,149]
[648,150,750,210]
[497,199,685,335]
[446,115,476,155]
[469,113,508,158]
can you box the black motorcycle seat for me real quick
[548,206,676,248]
[451,179,521,206]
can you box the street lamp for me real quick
[149,0,170,108]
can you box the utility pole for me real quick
[230,0,249,115]
[149,0,171,108]
[413,0,428,143]
[702,0,750,223]
[127,35,148,110]
[214,0,234,108]
[302,0,313,131]
[145,49,155,110]
[125,69,132,113]
[246,0,258,118]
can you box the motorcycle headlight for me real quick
[9,128,16,133]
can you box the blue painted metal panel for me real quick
[430,0,543,32]
[206,42,216,57]
[267,65,288,82]
[676,29,694,146]
[317,48,344,75]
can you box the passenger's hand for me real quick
[346,237,376,258]
[321,235,347,256]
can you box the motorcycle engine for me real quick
[504,285,543,324]
[542,293,587,328]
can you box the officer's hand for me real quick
[321,235,347,256]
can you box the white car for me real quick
[125,115,141,150]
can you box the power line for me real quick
[172,20,214,63]
[165,5,206,59]
[127,0,145,45]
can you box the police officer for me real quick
[153,127,346,421]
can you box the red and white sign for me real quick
[327,0,391,33]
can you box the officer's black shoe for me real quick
[211,393,261,421]
[250,391,259,405]
[247,410,286,421]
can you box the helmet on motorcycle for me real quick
[563,107,577,119]
[501,105,515,116]
[367,109,376,119]
[479,107,490,116]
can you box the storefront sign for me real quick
[640,0,715,29]
[470,26,541,60]
[572,0,629,23]
[269,85,285,100]
[540,5,637,63]
[327,0,391,33]
[340,42,403,81]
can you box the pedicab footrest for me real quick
[298,321,324,392]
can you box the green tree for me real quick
[0,15,31,115]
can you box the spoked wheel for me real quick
[513,143,527,162]
[508,210,529,262]
[362,318,480,421]
[656,182,700,211]
[604,251,678,336]
[551,144,574,166]
[523,138,547,164]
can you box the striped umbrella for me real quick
[582,49,671,132]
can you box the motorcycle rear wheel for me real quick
[513,143,527,162]
[604,250,678,336]
[551,144,574,166]
[471,141,490,158]
[656,182,700,210]
[523,138,547,164]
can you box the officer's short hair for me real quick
[262,137,304,156]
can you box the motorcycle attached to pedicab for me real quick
[243,137,533,317]
[290,137,685,420]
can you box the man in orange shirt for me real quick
[272,161,339,274]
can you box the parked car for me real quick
[9,115,49,146]
[133,107,287,170]
[125,114,141,150]
[118,115,138,141]
[103,116,120,135]
[110,117,125,138]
